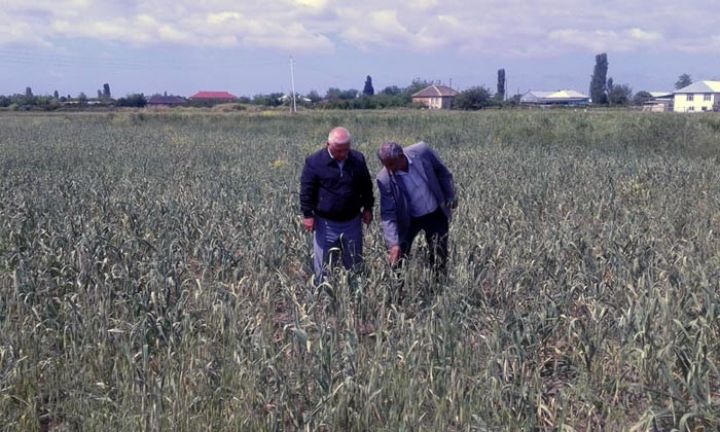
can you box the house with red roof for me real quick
[189,91,237,103]
[411,85,459,109]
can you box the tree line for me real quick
[0,77,510,111]
[0,60,698,111]
[0,83,149,110]
[589,53,698,106]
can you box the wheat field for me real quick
[1,110,719,431]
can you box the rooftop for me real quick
[521,90,589,103]
[190,91,237,100]
[674,81,720,94]
[412,85,459,98]
[649,91,673,98]
[148,95,186,104]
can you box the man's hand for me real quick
[303,217,315,232]
[446,197,458,210]
[389,245,402,265]
[362,209,373,225]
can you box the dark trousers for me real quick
[401,208,449,273]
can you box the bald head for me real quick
[327,126,352,161]
[328,127,352,146]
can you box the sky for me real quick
[1,0,720,98]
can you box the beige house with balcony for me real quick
[673,81,720,112]
[411,85,459,109]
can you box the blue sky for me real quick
[1,0,720,98]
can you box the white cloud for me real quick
[206,12,244,26]
[629,28,662,42]
[547,28,664,53]
[293,0,329,9]
[0,0,718,56]
[339,9,421,50]
[0,19,42,45]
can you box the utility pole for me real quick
[289,56,297,113]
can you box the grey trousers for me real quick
[313,215,363,283]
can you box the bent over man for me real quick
[376,141,456,272]
[300,127,374,283]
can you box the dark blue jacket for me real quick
[300,148,374,221]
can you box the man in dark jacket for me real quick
[300,127,374,282]
[376,141,456,273]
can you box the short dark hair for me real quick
[377,141,404,162]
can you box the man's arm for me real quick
[377,178,400,247]
[300,156,318,229]
[358,153,374,213]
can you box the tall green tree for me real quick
[589,53,609,105]
[362,75,374,96]
[675,73,692,90]
[404,78,433,96]
[380,85,402,96]
[305,90,321,103]
[103,83,111,99]
[496,69,506,100]
[21,87,37,105]
[116,93,146,107]
[251,93,283,107]
[633,90,653,106]
[608,83,632,105]
[455,86,493,110]
[325,88,358,100]
[53,90,59,99]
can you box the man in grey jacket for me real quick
[376,141,457,272]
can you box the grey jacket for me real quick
[376,142,456,247]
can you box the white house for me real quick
[673,81,720,113]
[411,85,459,109]
[520,90,589,106]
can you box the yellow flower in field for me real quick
[272,159,288,169]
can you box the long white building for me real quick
[520,90,589,106]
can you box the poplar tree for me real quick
[496,69,506,100]
[363,75,374,96]
[589,53,608,105]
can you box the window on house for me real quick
[687,94,694,101]
[688,106,695,111]
[704,93,712,101]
